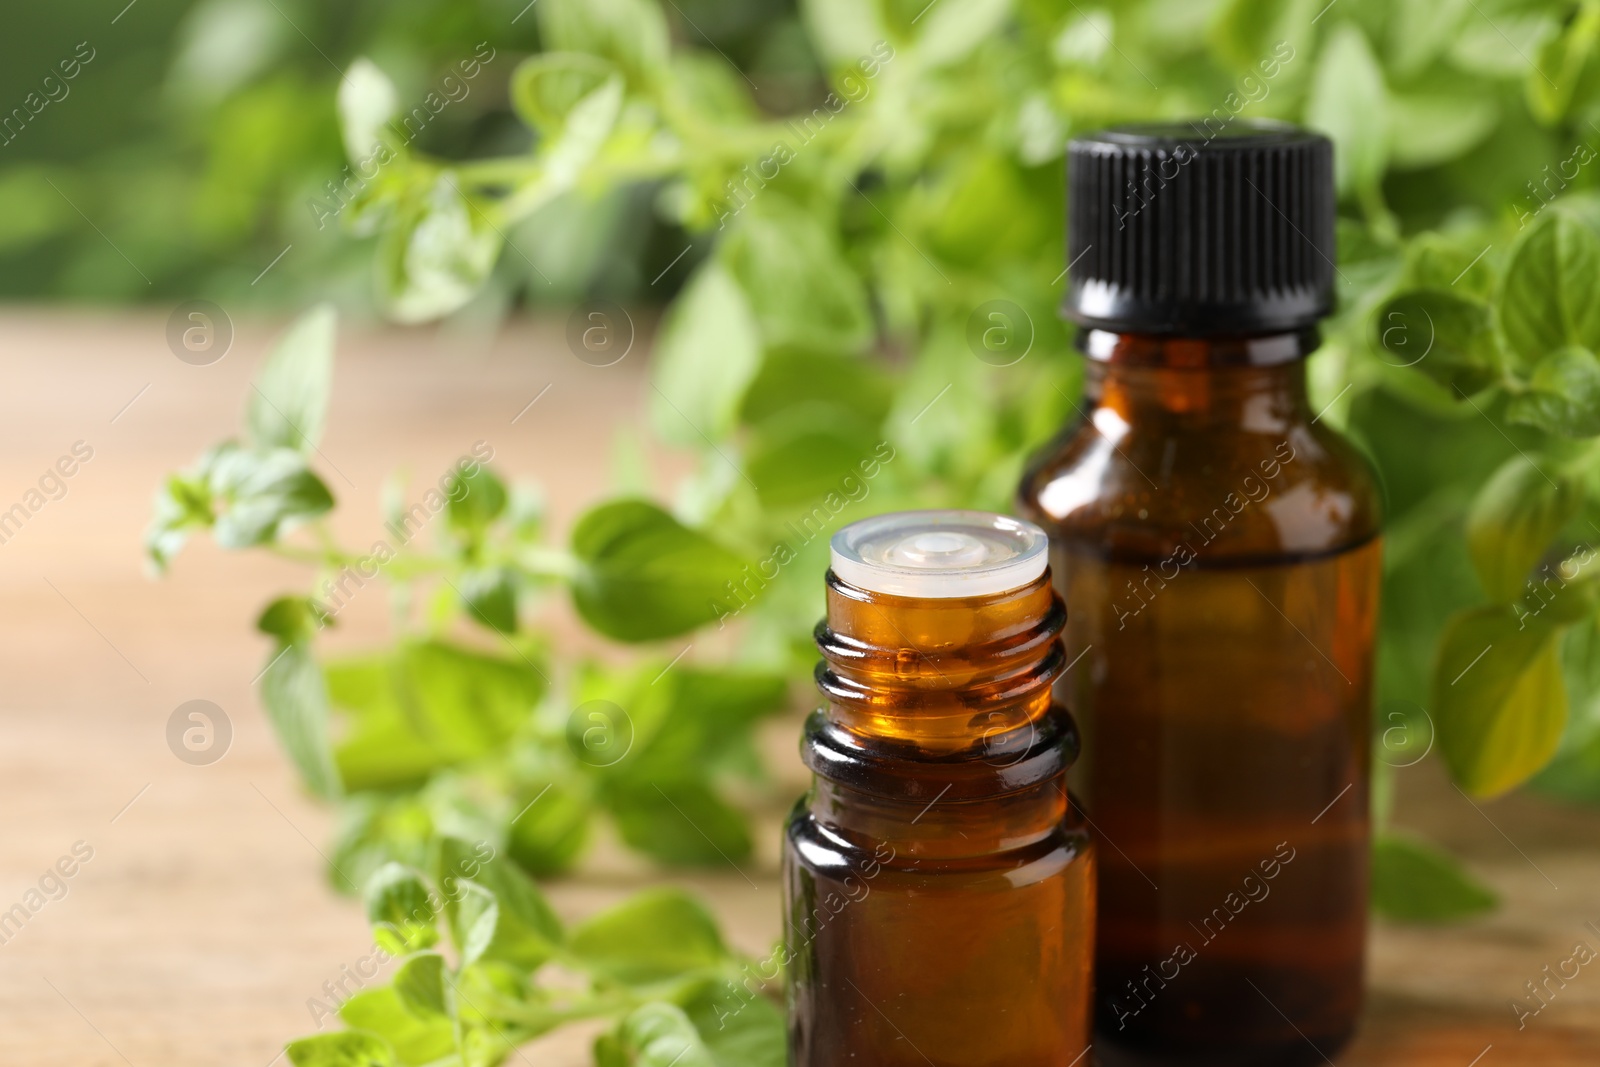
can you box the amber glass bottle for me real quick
[1018,123,1382,1064]
[784,511,1094,1067]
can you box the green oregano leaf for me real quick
[364,862,439,955]
[536,0,670,83]
[649,264,762,446]
[260,642,342,800]
[1306,23,1389,195]
[337,988,455,1065]
[1506,345,1600,437]
[285,1031,399,1067]
[599,1003,717,1067]
[1372,289,1499,394]
[1464,455,1582,602]
[1433,604,1568,797]
[511,53,619,136]
[1499,210,1600,366]
[1371,833,1498,922]
[248,304,336,454]
[392,952,450,1020]
[569,888,728,985]
[569,500,752,641]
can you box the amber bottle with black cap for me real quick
[1018,122,1382,1064]
[783,510,1093,1067]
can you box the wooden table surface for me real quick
[0,310,1595,1066]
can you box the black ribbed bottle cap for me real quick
[1064,120,1335,336]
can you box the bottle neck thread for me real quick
[814,572,1066,752]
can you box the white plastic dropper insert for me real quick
[829,510,1050,599]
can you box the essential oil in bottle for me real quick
[1018,122,1382,1065]
[783,510,1094,1067]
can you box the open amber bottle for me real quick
[784,511,1094,1067]
[1018,123,1382,1064]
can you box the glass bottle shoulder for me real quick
[1018,380,1382,564]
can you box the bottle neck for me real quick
[804,573,1077,852]
[815,572,1065,752]
[1077,326,1320,368]
[1077,327,1316,428]
[809,777,1068,860]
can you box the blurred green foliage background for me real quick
[5,0,1593,308]
[0,0,821,306]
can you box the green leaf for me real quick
[1306,23,1389,196]
[445,464,508,535]
[505,51,624,185]
[922,152,1047,269]
[1536,617,1600,802]
[365,862,439,955]
[669,52,760,122]
[570,888,728,985]
[612,667,789,783]
[330,795,435,895]
[1507,346,1600,437]
[378,176,501,324]
[286,1031,399,1067]
[1051,9,1111,68]
[531,76,624,192]
[1432,604,1568,797]
[1371,833,1498,922]
[720,203,874,354]
[1450,10,1559,77]
[569,500,753,642]
[392,952,450,1020]
[1405,233,1496,298]
[1500,210,1600,366]
[1527,2,1600,123]
[1464,456,1582,602]
[914,0,1010,68]
[446,880,499,968]
[248,305,336,453]
[1372,290,1499,395]
[507,780,592,877]
[261,642,342,799]
[680,976,786,1067]
[745,407,883,511]
[801,0,890,67]
[1207,0,1312,73]
[1519,545,1600,627]
[511,53,621,137]
[1386,91,1498,171]
[458,567,518,634]
[338,988,455,1066]
[338,59,400,165]
[435,836,563,969]
[537,0,670,82]
[1536,728,1600,802]
[741,349,894,428]
[144,470,213,570]
[1387,0,1469,76]
[329,640,544,790]
[601,1003,717,1067]
[649,264,762,446]
[451,964,553,1044]
[605,779,752,866]
[257,595,328,645]
[208,446,335,549]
